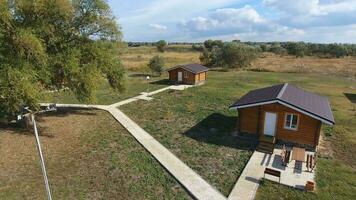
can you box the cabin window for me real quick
[183,71,188,78]
[284,113,299,130]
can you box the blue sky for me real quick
[108,0,356,43]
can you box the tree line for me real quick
[257,42,356,58]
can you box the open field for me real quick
[121,45,200,72]
[0,109,190,200]
[251,52,356,77]
[121,70,356,199]
[121,45,356,78]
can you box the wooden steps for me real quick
[257,135,275,154]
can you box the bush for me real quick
[192,44,205,52]
[147,55,164,76]
[269,42,287,55]
[285,42,307,58]
[323,126,333,137]
[200,41,259,69]
[156,40,167,52]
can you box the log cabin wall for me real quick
[169,68,206,85]
[238,103,321,147]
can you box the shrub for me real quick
[147,55,164,76]
[156,40,167,52]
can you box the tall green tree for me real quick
[156,40,167,52]
[285,42,307,58]
[0,0,125,121]
[200,41,259,69]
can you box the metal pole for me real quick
[31,114,53,200]
[146,76,150,96]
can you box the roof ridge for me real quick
[277,83,288,99]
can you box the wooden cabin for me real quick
[229,83,334,153]
[167,63,209,85]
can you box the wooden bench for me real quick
[306,154,316,172]
[264,167,281,182]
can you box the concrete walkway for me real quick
[228,151,265,200]
[110,85,193,107]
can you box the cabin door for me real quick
[263,112,277,136]
[178,72,183,82]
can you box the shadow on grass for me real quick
[150,79,171,85]
[344,93,356,103]
[183,113,257,151]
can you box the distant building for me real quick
[167,63,209,85]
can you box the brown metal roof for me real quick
[230,83,335,125]
[167,63,209,74]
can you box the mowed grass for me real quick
[0,109,190,200]
[121,70,356,198]
[42,75,167,105]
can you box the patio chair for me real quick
[281,150,291,166]
[285,150,291,165]
[306,154,316,172]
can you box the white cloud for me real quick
[180,17,218,31]
[149,23,167,31]
[263,0,323,15]
[180,6,304,41]
[264,0,356,16]
[212,6,266,24]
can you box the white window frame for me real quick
[183,71,189,78]
[284,113,299,131]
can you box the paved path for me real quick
[228,151,265,200]
[110,85,193,107]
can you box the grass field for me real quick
[251,52,356,77]
[0,109,190,200]
[4,45,356,199]
[121,45,200,72]
[121,70,356,199]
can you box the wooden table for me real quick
[291,147,306,162]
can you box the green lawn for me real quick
[0,109,190,199]
[121,70,356,198]
[42,74,168,105]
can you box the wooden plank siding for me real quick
[238,103,321,147]
[168,67,206,85]
[238,107,259,134]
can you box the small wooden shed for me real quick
[229,83,334,152]
[167,63,209,85]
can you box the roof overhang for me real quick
[229,100,334,126]
[166,65,209,74]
